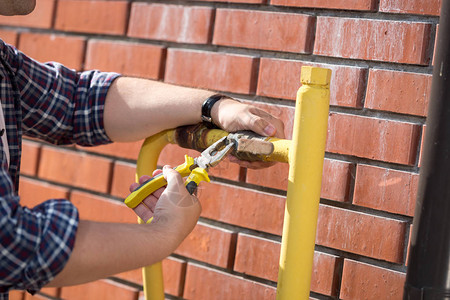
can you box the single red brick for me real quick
[321,159,354,202]
[19,178,69,208]
[158,144,241,182]
[366,69,432,116]
[85,40,165,79]
[198,182,285,235]
[257,58,367,108]
[60,279,139,300]
[271,0,376,10]
[184,263,276,299]
[175,222,236,269]
[165,49,258,94]
[55,0,128,35]
[0,0,55,28]
[115,257,185,296]
[71,190,136,223]
[234,234,340,296]
[114,268,142,286]
[213,9,315,53]
[128,3,213,44]
[326,113,421,165]
[0,29,18,46]
[18,33,85,70]
[246,158,353,202]
[340,260,405,300]
[246,163,289,190]
[111,161,137,199]
[38,146,113,193]
[23,294,47,300]
[162,257,186,297]
[379,0,441,15]
[314,17,432,65]
[37,288,59,298]
[234,235,279,282]
[21,140,41,176]
[8,290,24,300]
[316,205,407,263]
[353,165,418,216]
[78,140,142,161]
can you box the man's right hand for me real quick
[47,166,201,288]
[130,166,202,246]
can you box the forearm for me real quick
[103,77,215,142]
[47,220,177,287]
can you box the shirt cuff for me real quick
[22,199,79,294]
[75,71,121,146]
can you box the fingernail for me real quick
[264,124,276,136]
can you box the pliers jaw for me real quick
[194,135,236,170]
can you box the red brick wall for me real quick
[2,0,439,299]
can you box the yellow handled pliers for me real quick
[124,135,236,209]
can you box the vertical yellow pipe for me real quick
[136,130,175,300]
[276,66,331,300]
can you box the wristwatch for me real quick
[201,94,225,128]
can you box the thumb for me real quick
[162,166,198,207]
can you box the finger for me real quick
[142,187,165,212]
[129,182,140,192]
[142,195,158,213]
[139,175,152,184]
[238,110,276,138]
[252,109,286,139]
[129,175,153,192]
[133,203,154,223]
[152,169,163,177]
[152,186,165,198]
[248,108,287,138]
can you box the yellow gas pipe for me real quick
[136,66,330,299]
[135,130,174,300]
[276,66,331,299]
[135,128,234,299]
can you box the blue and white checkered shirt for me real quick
[0,40,119,299]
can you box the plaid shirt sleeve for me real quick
[0,189,78,296]
[0,43,121,298]
[13,46,120,146]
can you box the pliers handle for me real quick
[124,155,207,209]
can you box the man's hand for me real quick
[47,166,201,288]
[211,98,286,169]
[130,166,201,244]
[212,98,285,139]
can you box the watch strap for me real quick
[201,94,225,128]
